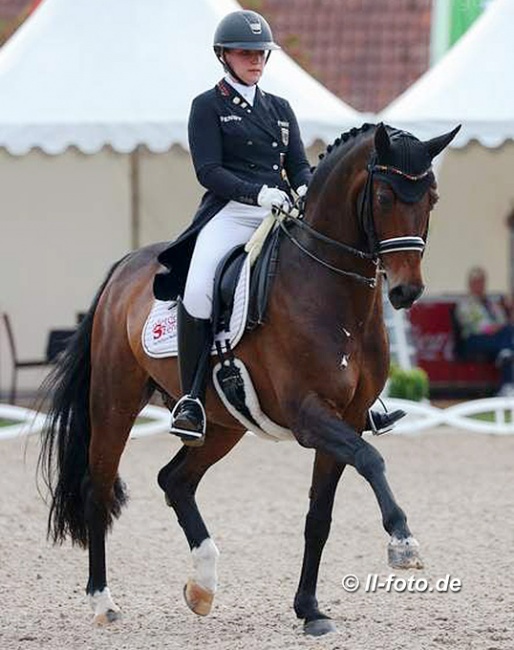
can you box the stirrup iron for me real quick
[170,395,207,439]
[368,408,406,436]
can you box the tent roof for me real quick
[0,0,363,155]
[380,0,514,148]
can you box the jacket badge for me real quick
[281,126,289,146]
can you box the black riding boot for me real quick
[366,408,406,435]
[170,299,212,446]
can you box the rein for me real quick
[277,215,379,288]
[275,154,428,289]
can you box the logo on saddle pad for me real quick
[152,313,177,341]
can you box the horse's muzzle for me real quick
[388,283,424,310]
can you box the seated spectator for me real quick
[456,266,514,395]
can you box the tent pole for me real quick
[130,147,140,250]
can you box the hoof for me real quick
[183,580,214,616]
[388,536,424,569]
[89,588,121,626]
[304,618,338,636]
[93,608,121,626]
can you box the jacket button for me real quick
[272,164,279,170]
[272,142,278,147]
[247,140,253,146]
[249,163,256,169]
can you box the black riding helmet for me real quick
[213,10,280,85]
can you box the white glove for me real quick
[257,185,291,211]
[296,184,308,198]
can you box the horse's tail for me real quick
[37,257,129,548]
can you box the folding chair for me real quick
[2,313,51,404]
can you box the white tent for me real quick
[0,0,364,392]
[0,0,361,154]
[380,0,514,295]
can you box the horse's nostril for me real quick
[389,284,424,310]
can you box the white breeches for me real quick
[183,201,269,319]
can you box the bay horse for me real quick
[38,123,459,636]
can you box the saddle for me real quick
[210,222,282,429]
[212,222,282,337]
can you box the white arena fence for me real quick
[1,398,514,441]
[385,397,514,436]
[0,404,170,441]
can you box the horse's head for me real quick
[365,123,460,309]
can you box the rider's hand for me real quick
[257,185,291,211]
[295,184,308,198]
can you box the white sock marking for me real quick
[390,535,419,548]
[89,587,118,616]
[190,538,219,593]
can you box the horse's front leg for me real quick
[293,392,423,571]
[294,450,345,636]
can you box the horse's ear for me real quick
[425,125,462,160]
[374,123,391,157]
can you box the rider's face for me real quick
[224,49,266,85]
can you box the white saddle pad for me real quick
[142,254,251,358]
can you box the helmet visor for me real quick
[214,41,280,51]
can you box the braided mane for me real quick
[309,122,376,189]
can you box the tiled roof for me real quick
[0,0,31,21]
[0,0,38,46]
[241,0,432,112]
[1,1,432,113]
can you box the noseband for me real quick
[276,153,430,289]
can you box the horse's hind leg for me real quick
[157,424,244,616]
[86,350,149,625]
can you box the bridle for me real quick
[362,155,430,257]
[275,154,432,289]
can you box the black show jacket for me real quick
[154,79,312,301]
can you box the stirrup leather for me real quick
[170,395,207,439]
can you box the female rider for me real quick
[154,10,403,445]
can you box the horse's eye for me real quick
[377,192,393,208]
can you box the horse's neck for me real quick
[305,197,362,254]
[277,235,382,336]
[306,147,368,252]
[279,143,380,331]
[301,161,377,312]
